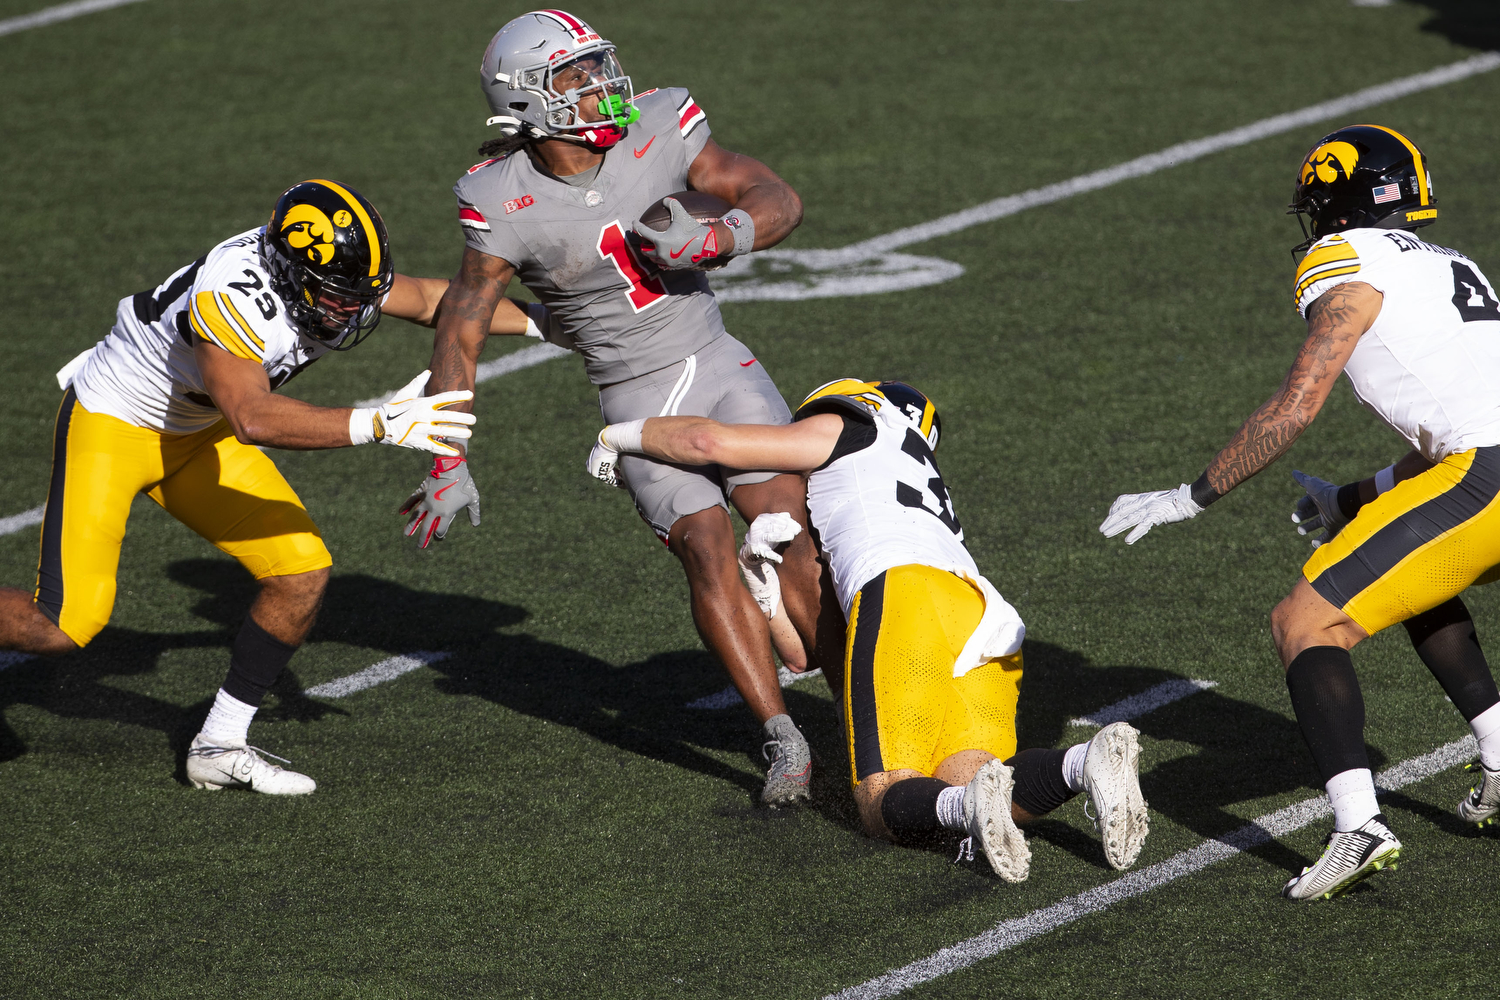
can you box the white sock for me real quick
[1062,741,1090,793]
[1470,701,1500,771]
[199,688,257,746]
[1326,768,1379,832]
[936,785,967,831]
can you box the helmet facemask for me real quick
[489,44,637,148]
[263,237,385,350]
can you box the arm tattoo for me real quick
[427,249,512,403]
[1205,285,1368,494]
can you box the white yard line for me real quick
[827,735,1478,1000]
[0,0,149,37]
[1069,678,1217,727]
[301,650,450,699]
[0,505,44,538]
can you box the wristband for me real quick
[721,209,756,256]
[349,407,380,445]
[1335,483,1364,521]
[524,302,547,339]
[1374,464,1397,495]
[602,419,645,454]
[1189,472,1222,509]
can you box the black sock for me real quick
[879,777,949,837]
[1403,598,1500,723]
[1285,646,1369,783]
[1005,747,1074,816]
[221,616,298,708]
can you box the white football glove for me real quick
[350,370,475,457]
[1099,484,1203,545]
[738,513,803,618]
[587,420,644,488]
[1290,470,1347,549]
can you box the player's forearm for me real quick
[1202,385,1319,496]
[730,180,803,251]
[222,394,359,450]
[640,417,732,465]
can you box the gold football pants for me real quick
[844,564,1023,786]
[34,389,332,645]
[1304,446,1500,636]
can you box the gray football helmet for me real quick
[479,10,638,149]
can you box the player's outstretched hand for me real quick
[399,456,481,549]
[350,370,475,457]
[1290,470,1346,549]
[632,198,719,270]
[1099,484,1203,545]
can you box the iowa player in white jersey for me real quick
[0,180,538,793]
[1101,125,1500,900]
[409,11,828,805]
[588,380,1150,880]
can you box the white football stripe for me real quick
[302,650,450,699]
[827,735,1478,1000]
[1069,678,1218,727]
[0,0,148,37]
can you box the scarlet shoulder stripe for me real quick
[458,205,491,231]
[467,158,498,175]
[678,98,706,137]
[631,88,658,102]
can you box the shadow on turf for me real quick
[1013,641,1391,875]
[1410,1,1500,52]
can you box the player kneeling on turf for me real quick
[0,179,542,794]
[589,379,1150,879]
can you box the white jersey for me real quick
[71,227,342,434]
[1295,228,1500,462]
[795,382,979,615]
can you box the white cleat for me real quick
[964,759,1031,882]
[1282,814,1401,901]
[1456,760,1500,828]
[186,735,316,795]
[1083,721,1149,870]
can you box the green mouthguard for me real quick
[598,94,641,128]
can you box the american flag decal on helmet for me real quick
[458,202,491,232]
[677,94,705,138]
[1371,183,1402,205]
[533,9,600,44]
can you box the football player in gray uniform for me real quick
[406,9,829,805]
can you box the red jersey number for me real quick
[598,222,666,313]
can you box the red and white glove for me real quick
[399,456,481,549]
[632,198,720,270]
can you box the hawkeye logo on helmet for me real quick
[280,204,338,265]
[1302,141,1360,185]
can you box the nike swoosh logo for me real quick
[740,359,757,367]
[669,240,695,260]
[634,136,655,158]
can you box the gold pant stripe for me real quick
[35,396,331,646]
[1304,447,1500,635]
[844,564,1023,786]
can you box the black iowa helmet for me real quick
[1289,124,1436,251]
[263,179,393,349]
[876,381,942,451]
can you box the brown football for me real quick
[637,190,732,231]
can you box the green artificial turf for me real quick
[2,1,1499,997]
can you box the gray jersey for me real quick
[454,87,724,385]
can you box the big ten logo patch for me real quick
[505,195,535,215]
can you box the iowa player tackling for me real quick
[0,180,537,793]
[411,11,827,805]
[1101,125,1500,899]
[589,380,1150,880]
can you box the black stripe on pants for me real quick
[849,571,887,781]
[34,387,76,625]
